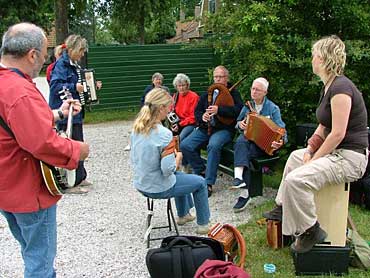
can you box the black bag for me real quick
[146,236,225,278]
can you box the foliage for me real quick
[203,0,370,145]
[100,0,178,44]
[180,0,200,18]
[0,0,54,35]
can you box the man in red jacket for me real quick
[0,23,89,277]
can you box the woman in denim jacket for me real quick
[231,77,287,212]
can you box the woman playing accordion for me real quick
[231,77,287,212]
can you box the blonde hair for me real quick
[312,35,346,76]
[54,44,63,59]
[133,88,172,135]
[65,34,87,57]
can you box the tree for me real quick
[101,0,178,44]
[203,0,370,145]
[55,0,69,44]
[0,0,53,35]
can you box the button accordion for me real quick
[244,112,286,155]
[76,67,99,106]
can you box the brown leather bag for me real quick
[208,223,246,268]
[266,220,293,249]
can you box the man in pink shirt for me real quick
[0,23,89,277]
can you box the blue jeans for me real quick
[234,134,265,188]
[179,125,196,166]
[58,123,87,185]
[1,205,57,278]
[181,127,233,185]
[142,172,210,225]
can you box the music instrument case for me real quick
[291,245,350,276]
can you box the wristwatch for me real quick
[57,109,64,120]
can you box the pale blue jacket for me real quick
[237,97,288,143]
[130,124,176,193]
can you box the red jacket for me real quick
[173,90,199,127]
[46,61,55,84]
[0,68,81,213]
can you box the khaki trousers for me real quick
[275,148,368,236]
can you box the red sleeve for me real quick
[8,91,80,170]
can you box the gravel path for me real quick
[0,121,275,278]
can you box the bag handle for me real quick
[223,224,247,268]
[165,236,196,249]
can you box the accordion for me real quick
[244,112,286,156]
[76,68,99,106]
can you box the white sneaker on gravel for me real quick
[177,213,196,225]
[196,224,209,235]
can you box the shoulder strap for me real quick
[223,224,247,268]
[0,116,15,139]
[171,247,183,278]
[246,101,256,113]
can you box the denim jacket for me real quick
[130,124,176,194]
[237,97,288,143]
[49,51,83,124]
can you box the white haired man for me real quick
[231,77,287,212]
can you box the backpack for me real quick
[347,229,370,270]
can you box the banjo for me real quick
[40,87,76,196]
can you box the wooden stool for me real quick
[314,182,350,247]
[144,198,179,248]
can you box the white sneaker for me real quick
[124,144,131,151]
[177,213,196,225]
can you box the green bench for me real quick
[203,141,280,197]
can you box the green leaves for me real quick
[204,0,370,146]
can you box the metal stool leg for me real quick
[167,198,179,236]
[144,197,179,248]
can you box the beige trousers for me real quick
[275,148,368,236]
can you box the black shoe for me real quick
[207,185,213,198]
[262,205,282,221]
[230,178,246,189]
[290,222,328,253]
[233,196,250,212]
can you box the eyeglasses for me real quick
[251,87,265,93]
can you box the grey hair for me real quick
[1,23,45,58]
[65,34,87,53]
[173,73,191,88]
[253,77,269,91]
[152,72,164,81]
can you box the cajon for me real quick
[314,182,350,246]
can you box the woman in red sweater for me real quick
[171,73,200,172]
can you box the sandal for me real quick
[207,185,213,198]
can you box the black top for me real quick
[195,82,243,133]
[316,75,368,150]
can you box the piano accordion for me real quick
[244,112,285,156]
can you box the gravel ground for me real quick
[0,121,275,278]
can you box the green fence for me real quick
[87,44,215,110]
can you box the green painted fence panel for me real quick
[87,44,215,110]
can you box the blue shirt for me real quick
[237,97,288,143]
[130,124,176,193]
